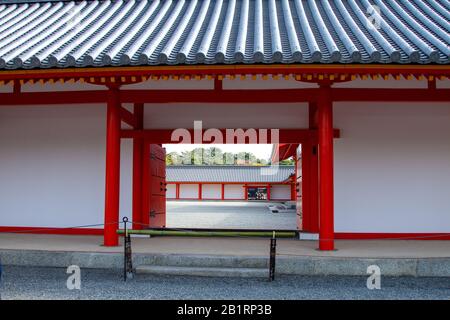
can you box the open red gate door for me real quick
[143,144,166,228]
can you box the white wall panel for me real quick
[166,184,176,199]
[201,184,221,199]
[1,79,449,234]
[179,184,199,199]
[334,102,450,233]
[224,184,245,200]
[0,105,132,228]
[270,185,291,200]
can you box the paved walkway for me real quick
[166,200,296,230]
[0,233,448,258]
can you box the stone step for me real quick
[135,265,268,278]
[133,254,268,269]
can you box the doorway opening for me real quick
[152,144,298,231]
[246,187,268,200]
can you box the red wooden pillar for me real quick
[104,87,121,247]
[309,145,319,232]
[132,103,144,230]
[290,179,296,201]
[309,103,319,233]
[221,183,225,200]
[141,142,150,226]
[318,85,334,251]
[292,154,298,201]
[267,184,271,201]
[301,141,311,231]
[198,184,202,200]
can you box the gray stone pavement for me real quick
[166,201,296,230]
[1,266,449,300]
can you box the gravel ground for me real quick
[167,201,296,230]
[1,266,449,300]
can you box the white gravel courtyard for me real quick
[166,201,297,230]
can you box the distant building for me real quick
[166,166,295,201]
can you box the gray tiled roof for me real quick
[166,165,295,182]
[0,0,449,70]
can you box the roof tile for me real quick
[166,165,295,183]
[0,0,448,69]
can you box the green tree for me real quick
[166,147,273,166]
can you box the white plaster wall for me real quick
[201,184,221,199]
[224,184,245,200]
[166,184,176,199]
[0,105,132,228]
[334,102,450,233]
[143,103,308,130]
[1,79,449,233]
[179,184,199,199]
[270,185,291,200]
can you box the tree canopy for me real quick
[166,147,294,166]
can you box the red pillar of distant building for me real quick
[267,184,271,201]
[104,87,121,246]
[290,177,296,201]
[318,85,334,251]
[132,103,144,230]
[176,183,180,199]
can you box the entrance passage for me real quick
[159,145,297,231]
[247,187,268,200]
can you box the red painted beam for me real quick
[0,64,448,81]
[332,89,450,102]
[0,90,107,105]
[335,233,450,240]
[0,88,448,105]
[120,129,340,144]
[318,85,334,251]
[0,226,104,235]
[103,88,121,247]
[120,106,137,128]
[119,89,318,103]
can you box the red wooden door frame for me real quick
[141,143,167,228]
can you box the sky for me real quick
[163,144,274,161]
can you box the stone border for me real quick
[1,249,449,277]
